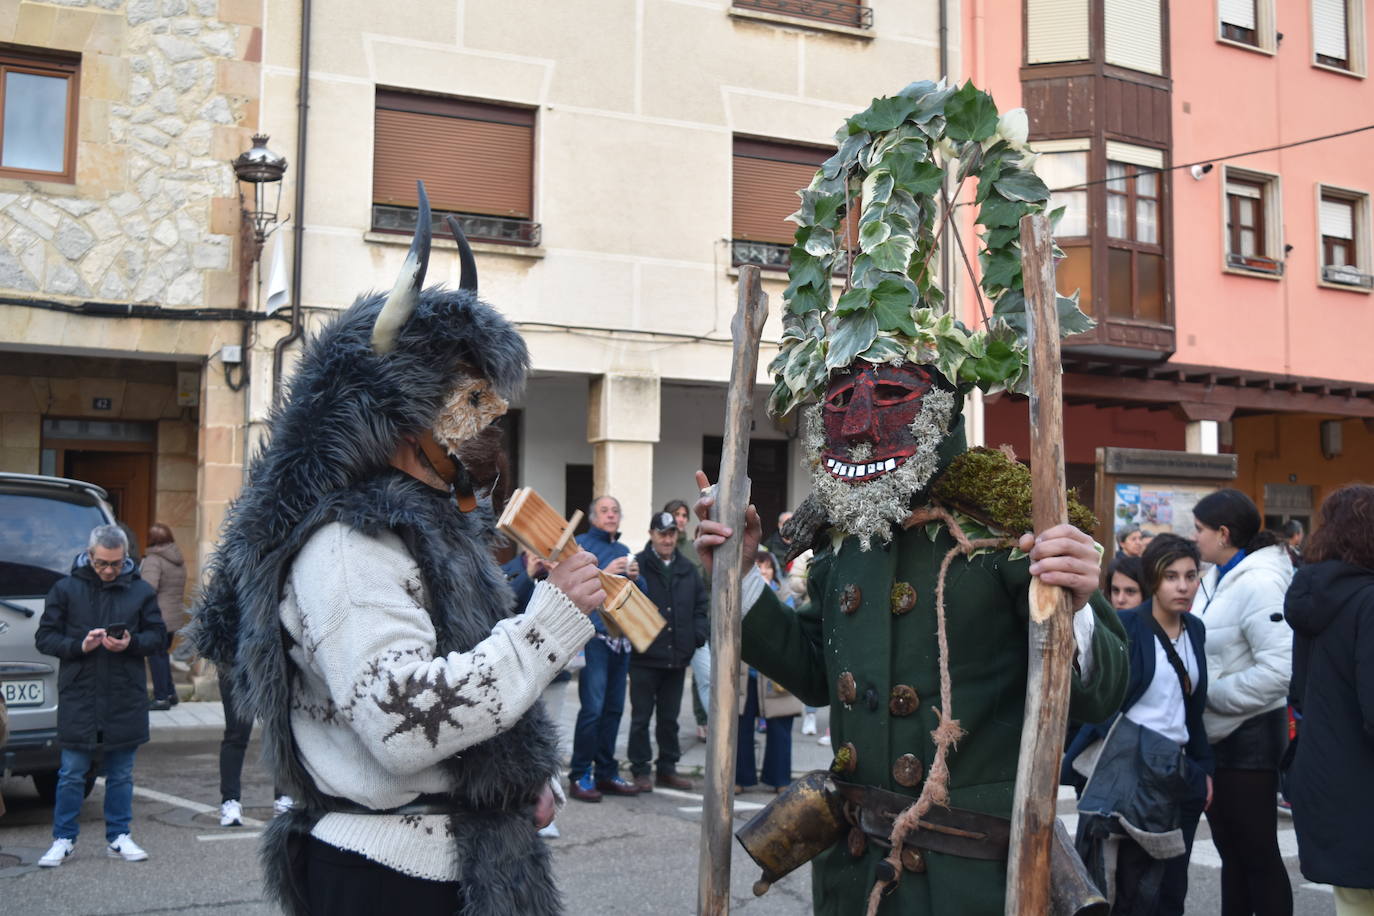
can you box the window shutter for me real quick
[1227,180,1262,200]
[1105,141,1165,170]
[733,139,834,246]
[373,92,534,219]
[1321,197,1355,239]
[1313,0,1348,59]
[1027,0,1090,64]
[1104,0,1163,74]
[1219,0,1256,29]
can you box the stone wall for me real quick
[0,0,261,314]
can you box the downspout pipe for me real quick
[272,0,311,401]
[938,0,953,314]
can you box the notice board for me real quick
[1094,447,1238,553]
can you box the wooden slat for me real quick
[732,156,817,245]
[373,107,532,218]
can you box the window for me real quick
[1224,169,1283,274]
[731,0,872,30]
[1104,145,1166,321]
[1313,0,1367,73]
[372,90,538,246]
[1319,186,1372,288]
[1026,0,1090,64]
[1035,143,1092,313]
[1218,0,1276,52]
[1104,0,1164,75]
[0,51,79,183]
[732,137,856,272]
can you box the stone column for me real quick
[196,361,247,578]
[1186,421,1220,455]
[587,373,660,539]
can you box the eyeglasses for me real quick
[91,559,124,571]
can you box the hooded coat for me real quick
[1284,560,1374,889]
[141,541,188,632]
[191,288,571,916]
[35,556,165,753]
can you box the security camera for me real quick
[1189,164,1214,181]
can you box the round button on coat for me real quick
[892,753,924,788]
[839,584,862,615]
[889,685,919,717]
[837,671,857,704]
[890,581,917,615]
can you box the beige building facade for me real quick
[1,0,953,573]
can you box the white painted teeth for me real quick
[827,459,902,478]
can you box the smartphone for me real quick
[105,623,129,640]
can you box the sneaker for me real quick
[818,731,831,747]
[219,799,243,827]
[1278,798,1293,816]
[37,838,75,868]
[537,821,561,839]
[106,834,148,862]
[273,795,295,816]
[802,713,818,736]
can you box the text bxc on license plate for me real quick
[2,679,45,707]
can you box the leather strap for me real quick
[1149,615,1193,697]
[835,782,1011,861]
[313,792,455,817]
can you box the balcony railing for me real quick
[1322,264,1374,288]
[733,0,873,29]
[732,239,850,275]
[372,204,541,247]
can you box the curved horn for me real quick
[371,180,432,354]
[445,215,478,293]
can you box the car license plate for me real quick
[2,678,44,707]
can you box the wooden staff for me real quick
[1005,213,1076,916]
[698,265,769,916]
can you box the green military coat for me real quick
[741,513,1128,916]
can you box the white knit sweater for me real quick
[279,522,594,880]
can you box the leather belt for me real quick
[835,782,1010,861]
[315,793,454,817]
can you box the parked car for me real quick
[0,473,116,803]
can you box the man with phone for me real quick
[34,524,165,868]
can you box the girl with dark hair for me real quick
[1107,553,1147,611]
[1065,534,1212,915]
[1283,484,1374,915]
[1191,488,1295,916]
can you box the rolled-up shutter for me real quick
[1027,0,1090,64]
[373,91,534,218]
[1313,0,1349,61]
[1219,0,1256,30]
[1320,196,1354,240]
[733,138,861,247]
[1104,0,1163,75]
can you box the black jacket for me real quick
[35,557,165,753]
[1285,560,1374,888]
[633,547,708,668]
[1063,604,1213,789]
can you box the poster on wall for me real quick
[1112,482,1218,539]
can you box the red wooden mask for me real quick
[821,362,936,482]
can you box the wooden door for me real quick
[701,437,790,541]
[65,451,155,559]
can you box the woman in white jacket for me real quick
[1192,488,1295,916]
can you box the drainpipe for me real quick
[272,0,311,401]
[938,0,953,315]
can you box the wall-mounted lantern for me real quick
[232,133,288,262]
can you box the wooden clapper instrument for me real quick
[497,487,665,652]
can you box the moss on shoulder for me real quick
[931,446,1097,536]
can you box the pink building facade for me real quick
[962,0,1374,532]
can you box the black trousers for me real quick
[1207,767,1293,916]
[627,665,686,777]
[304,836,460,915]
[218,669,281,803]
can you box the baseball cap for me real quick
[650,512,677,533]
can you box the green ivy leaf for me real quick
[974,338,1022,385]
[859,218,891,252]
[976,193,1027,229]
[785,249,826,293]
[979,245,1021,292]
[792,190,844,229]
[870,279,917,335]
[889,155,945,197]
[862,169,895,207]
[993,168,1051,203]
[848,95,920,134]
[833,286,871,316]
[909,85,955,124]
[984,226,1020,248]
[1057,293,1095,335]
[822,131,870,179]
[943,82,999,142]
[804,228,836,257]
[825,310,880,371]
[869,234,916,273]
[786,282,830,316]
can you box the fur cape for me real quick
[192,289,564,915]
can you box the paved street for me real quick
[0,679,1336,915]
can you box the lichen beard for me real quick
[802,386,956,550]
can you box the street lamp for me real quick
[232,133,288,262]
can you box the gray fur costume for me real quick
[192,287,564,916]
